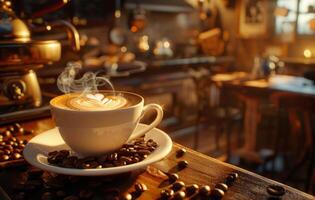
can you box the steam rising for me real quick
[57,62,115,94]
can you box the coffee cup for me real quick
[50,91,163,156]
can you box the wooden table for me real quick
[0,118,314,200]
[221,77,315,163]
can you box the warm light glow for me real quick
[163,41,170,48]
[304,49,312,58]
[46,25,51,31]
[131,26,138,33]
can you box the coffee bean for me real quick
[225,175,235,186]
[176,148,186,158]
[27,167,44,179]
[13,152,22,160]
[123,193,133,200]
[0,154,10,161]
[97,155,108,163]
[186,184,199,196]
[229,172,239,179]
[199,185,211,196]
[160,189,174,199]
[172,181,185,191]
[56,190,66,198]
[64,195,79,200]
[211,188,225,199]
[48,151,58,157]
[0,150,4,156]
[267,185,285,196]
[23,129,34,135]
[173,191,186,200]
[177,160,188,169]
[79,189,94,199]
[4,145,13,151]
[168,173,179,183]
[18,127,25,135]
[41,192,53,200]
[135,182,148,193]
[215,183,228,192]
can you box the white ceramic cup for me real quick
[50,91,163,156]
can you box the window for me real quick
[275,0,315,35]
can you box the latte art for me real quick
[67,94,128,111]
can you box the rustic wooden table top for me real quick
[0,118,314,200]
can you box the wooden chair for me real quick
[194,76,244,161]
[272,93,315,192]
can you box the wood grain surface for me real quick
[0,118,313,200]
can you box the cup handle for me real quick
[129,104,163,141]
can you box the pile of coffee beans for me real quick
[11,166,135,200]
[47,137,158,169]
[158,172,239,200]
[0,123,30,162]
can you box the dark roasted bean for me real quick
[27,167,44,179]
[23,129,34,135]
[211,188,225,199]
[4,149,11,155]
[177,160,188,169]
[0,154,10,161]
[267,185,285,196]
[215,183,228,192]
[123,193,132,200]
[199,185,211,196]
[160,189,174,199]
[135,182,147,193]
[168,173,179,183]
[229,172,239,179]
[3,130,11,137]
[63,195,79,200]
[186,184,199,196]
[41,192,53,200]
[4,145,13,151]
[0,150,4,156]
[56,190,66,198]
[173,191,186,200]
[79,189,94,199]
[176,148,186,158]
[172,181,185,191]
[225,175,235,186]
[18,127,24,134]
[97,155,108,163]
[13,152,22,160]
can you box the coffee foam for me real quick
[67,93,128,111]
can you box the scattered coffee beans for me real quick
[0,123,30,163]
[186,184,199,196]
[160,189,174,199]
[215,183,228,192]
[173,190,186,200]
[168,173,179,183]
[267,185,285,196]
[177,160,188,170]
[123,193,133,200]
[176,148,186,158]
[199,185,211,196]
[225,172,239,186]
[172,181,185,191]
[134,182,148,193]
[211,188,225,199]
[47,136,158,169]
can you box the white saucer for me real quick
[23,124,172,176]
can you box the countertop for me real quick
[0,118,313,200]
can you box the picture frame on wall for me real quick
[238,0,268,38]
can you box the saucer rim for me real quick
[23,124,172,176]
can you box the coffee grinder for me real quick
[0,0,80,110]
